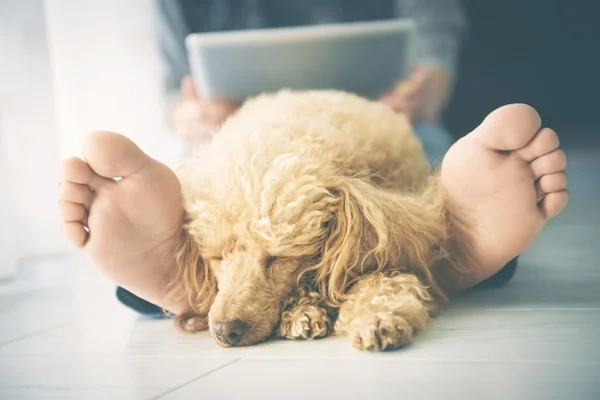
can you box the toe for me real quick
[530,149,567,179]
[59,200,88,223]
[59,181,93,208]
[62,222,88,247]
[472,104,542,151]
[516,128,560,162]
[536,172,567,197]
[82,131,154,178]
[539,190,570,219]
[61,157,109,189]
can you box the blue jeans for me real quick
[412,123,454,166]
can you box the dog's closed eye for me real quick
[264,255,277,269]
[203,253,223,265]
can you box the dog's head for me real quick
[171,145,348,346]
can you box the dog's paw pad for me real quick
[347,316,412,351]
[278,305,331,340]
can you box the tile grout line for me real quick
[0,312,105,347]
[150,358,241,400]
[216,356,600,365]
[0,314,93,347]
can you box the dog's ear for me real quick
[309,177,390,306]
[307,176,448,306]
[165,229,217,333]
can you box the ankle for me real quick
[435,190,485,294]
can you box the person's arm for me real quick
[154,0,239,148]
[154,0,191,106]
[398,0,467,82]
[380,0,467,122]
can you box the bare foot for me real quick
[441,104,569,289]
[58,131,185,310]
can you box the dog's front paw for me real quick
[278,304,332,340]
[340,314,413,351]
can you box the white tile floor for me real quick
[1,144,599,399]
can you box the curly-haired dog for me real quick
[166,90,465,351]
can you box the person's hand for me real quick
[169,76,239,148]
[379,66,451,123]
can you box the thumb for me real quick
[401,68,428,94]
[409,66,429,82]
[181,75,199,100]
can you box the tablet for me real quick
[185,19,415,102]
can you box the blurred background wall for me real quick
[1,0,63,269]
[1,0,179,266]
[444,0,600,143]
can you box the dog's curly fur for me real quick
[165,90,465,350]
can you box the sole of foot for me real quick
[59,131,185,308]
[441,104,569,286]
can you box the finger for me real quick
[409,67,429,84]
[379,94,418,112]
[181,75,199,100]
[181,119,220,144]
[402,106,415,122]
[199,100,238,122]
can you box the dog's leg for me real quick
[335,272,437,351]
[277,288,336,340]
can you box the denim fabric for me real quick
[412,123,453,166]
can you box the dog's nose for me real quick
[212,320,247,346]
